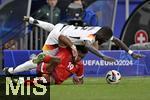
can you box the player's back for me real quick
[52,47,82,84]
[62,24,101,45]
[44,23,101,45]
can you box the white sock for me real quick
[11,60,37,74]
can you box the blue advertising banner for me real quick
[83,50,149,77]
[2,50,150,77]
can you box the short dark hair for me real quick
[76,45,88,54]
[95,26,113,44]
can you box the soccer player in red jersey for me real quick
[37,45,88,85]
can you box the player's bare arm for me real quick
[59,35,78,62]
[84,41,115,62]
[111,36,144,59]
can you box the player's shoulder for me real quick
[76,61,84,67]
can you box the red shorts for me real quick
[36,62,62,84]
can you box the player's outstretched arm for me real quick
[23,16,54,32]
[85,41,115,62]
[111,36,144,59]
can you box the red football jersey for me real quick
[52,47,84,84]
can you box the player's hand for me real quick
[102,56,116,62]
[131,53,145,59]
[72,77,83,85]
[23,16,29,22]
[71,45,78,62]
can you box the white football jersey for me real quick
[44,23,101,45]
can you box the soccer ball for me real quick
[105,70,121,84]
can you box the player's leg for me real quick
[37,56,60,74]
[36,60,60,85]
[13,60,37,74]
[3,52,46,75]
[4,52,59,75]
[24,16,55,32]
[3,60,37,75]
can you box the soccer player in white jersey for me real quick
[3,16,144,75]
[26,16,143,59]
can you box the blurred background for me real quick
[0,0,149,51]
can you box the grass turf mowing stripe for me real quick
[50,77,150,100]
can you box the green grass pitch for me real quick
[50,77,150,100]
